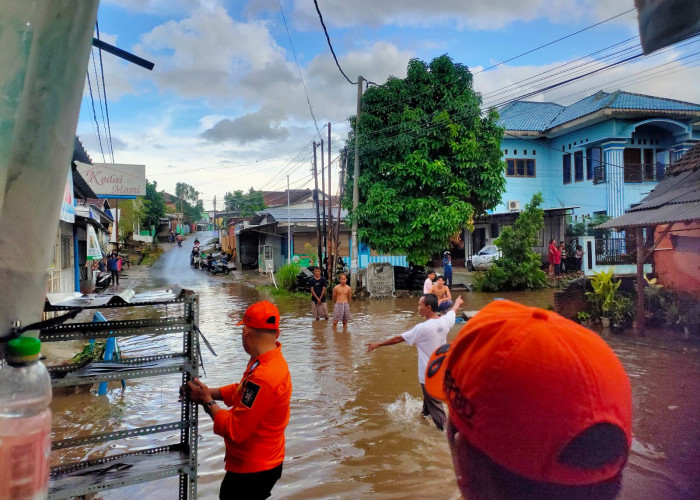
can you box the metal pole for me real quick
[350,76,364,291]
[320,139,327,277]
[327,122,332,281]
[334,148,346,276]
[287,175,291,264]
[313,142,322,266]
[635,227,646,334]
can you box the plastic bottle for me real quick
[0,336,52,500]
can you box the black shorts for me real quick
[219,464,283,499]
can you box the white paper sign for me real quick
[86,225,102,260]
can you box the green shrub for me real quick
[585,269,620,319]
[275,263,302,291]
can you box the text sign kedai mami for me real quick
[76,162,146,197]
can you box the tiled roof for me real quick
[498,101,564,131]
[499,90,700,132]
[667,143,700,175]
[73,137,92,164]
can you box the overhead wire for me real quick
[85,67,106,163]
[277,0,324,140]
[313,0,358,85]
[95,20,115,163]
[90,47,111,162]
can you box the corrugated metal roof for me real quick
[257,207,348,223]
[499,90,700,132]
[597,169,700,229]
[667,143,700,175]
[596,200,700,228]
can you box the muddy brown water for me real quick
[49,233,700,499]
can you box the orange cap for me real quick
[425,300,632,486]
[237,301,280,331]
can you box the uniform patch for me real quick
[241,381,260,408]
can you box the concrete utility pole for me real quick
[287,175,291,264]
[313,142,322,266]
[350,75,364,291]
[327,122,332,281]
[334,148,346,276]
[320,139,327,275]
[213,195,217,230]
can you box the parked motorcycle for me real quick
[209,258,234,275]
[95,271,112,289]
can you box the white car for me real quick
[468,245,501,271]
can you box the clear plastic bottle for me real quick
[0,336,52,500]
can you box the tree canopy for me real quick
[224,188,265,216]
[138,180,166,231]
[344,55,506,264]
[175,182,204,224]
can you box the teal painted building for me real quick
[496,90,700,220]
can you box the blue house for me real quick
[496,90,700,218]
[464,91,700,261]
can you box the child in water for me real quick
[332,273,352,329]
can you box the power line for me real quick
[474,8,637,75]
[95,21,115,163]
[313,0,357,85]
[277,0,323,139]
[85,69,106,162]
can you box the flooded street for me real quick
[50,233,700,499]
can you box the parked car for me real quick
[468,244,501,271]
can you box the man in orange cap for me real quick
[424,299,632,499]
[183,301,292,499]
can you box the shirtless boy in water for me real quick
[332,273,352,328]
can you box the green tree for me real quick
[174,182,204,224]
[224,188,265,216]
[472,192,547,291]
[138,180,166,232]
[344,55,506,264]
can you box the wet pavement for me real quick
[49,232,700,499]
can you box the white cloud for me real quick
[289,0,637,31]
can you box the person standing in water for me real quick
[332,273,352,329]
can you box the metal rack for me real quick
[41,289,200,500]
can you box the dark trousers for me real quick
[219,464,283,500]
[420,384,446,431]
[110,269,119,285]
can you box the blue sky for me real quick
[76,0,700,210]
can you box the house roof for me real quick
[161,192,180,204]
[255,207,348,224]
[71,164,97,200]
[499,90,700,133]
[597,168,700,229]
[263,189,313,207]
[72,137,92,164]
[667,142,700,175]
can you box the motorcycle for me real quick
[209,258,234,275]
[95,271,112,289]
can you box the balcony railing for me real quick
[624,163,668,183]
[594,237,652,266]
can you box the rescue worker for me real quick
[182,301,292,499]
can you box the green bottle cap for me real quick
[6,336,41,362]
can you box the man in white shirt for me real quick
[423,269,436,295]
[366,293,464,430]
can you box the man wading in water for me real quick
[366,294,464,430]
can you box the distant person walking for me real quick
[442,251,453,287]
[308,266,329,321]
[332,273,352,329]
[423,269,436,295]
[366,294,464,430]
[107,250,120,286]
[559,241,567,274]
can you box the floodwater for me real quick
[49,233,700,499]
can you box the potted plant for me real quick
[585,269,620,327]
[609,295,635,333]
[576,311,592,327]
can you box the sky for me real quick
[76,0,700,211]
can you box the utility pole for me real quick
[213,195,217,231]
[334,148,346,275]
[327,122,332,281]
[320,139,327,278]
[350,76,364,291]
[313,142,322,267]
[287,175,291,264]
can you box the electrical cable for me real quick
[85,69,106,163]
[313,0,358,85]
[95,20,115,163]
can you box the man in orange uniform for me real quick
[184,301,292,499]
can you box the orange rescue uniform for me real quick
[213,342,292,473]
